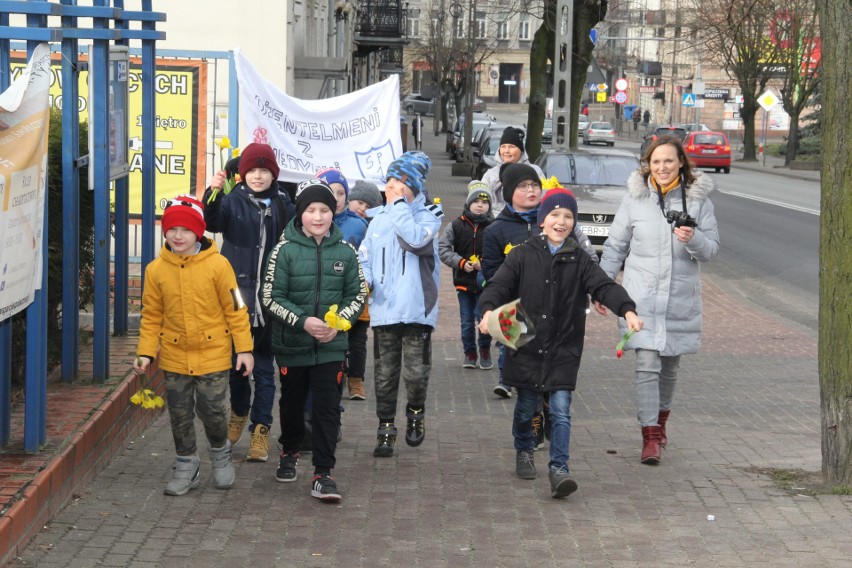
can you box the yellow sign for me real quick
[596,92,607,102]
[12,54,207,216]
[596,83,608,92]
[757,90,779,111]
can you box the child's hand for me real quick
[463,260,475,273]
[210,170,227,191]
[132,356,150,375]
[625,311,644,333]
[304,317,337,343]
[479,311,492,335]
[235,352,254,376]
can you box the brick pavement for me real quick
[5,123,850,568]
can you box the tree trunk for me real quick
[784,110,801,166]
[740,102,758,161]
[816,0,852,487]
[526,21,551,162]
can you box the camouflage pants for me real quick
[164,370,229,456]
[373,324,432,421]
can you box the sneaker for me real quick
[373,421,397,457]
[247,424,270,462]
[516,450,537,480]
[209,442,235,490]
[405,405,425,447]
[532,412,545,450]
[227,410,249,445]
[462,352,477,369]
[549,467,578,499]
[478,348,493,370]
[493,384,512,399]
[348,377,366,400]
[276,451,299,483]
[311,473,342,503]
[164,455,201,496]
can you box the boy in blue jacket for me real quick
[357,151,443,458]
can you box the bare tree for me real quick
[526,0,609,161]
[815,0,852,488]
[772,0,820,165]
[694,0,782,160]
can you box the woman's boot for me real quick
[658,410,671,448]
[641,426,662,465]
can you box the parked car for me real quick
[684,131,731,173]
[447,112,496,157]
[577,114,590,133]
[582,121,616,146]
[639,125,688,156]
[472,97,487,112]
[534,147,640,253]
[472,134,502,179]
[541,119,553,144]
[450,115,496,161]
[471,123,508,152]
[402,93,434,116]
[680,123,712,132]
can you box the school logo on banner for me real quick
[354,141,396,181]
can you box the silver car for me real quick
[534,147,639,254]
[582,121,615,146]
[402,94,434,116]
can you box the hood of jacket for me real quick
[626,170,716,202]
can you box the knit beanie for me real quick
[294,179,338,225]
[500,163,540,204]
[385,151,431,196]
[161,194,206,240]
[316,168,350,196]
[466,180,492,207]
[499,127,525,153]
[239,143,280,180]
[349,180,383,209]
[537,187,578,225]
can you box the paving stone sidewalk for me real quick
[8,123,850,568]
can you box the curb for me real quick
[0,369,164,567]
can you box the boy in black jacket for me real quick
[479,188,642,499]
[438,181,494,370]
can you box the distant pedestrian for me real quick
[633,108,641,131]
[643,109,651,127]
[261,179,367,502]
[479,187,642,498]
[438,180,494,370]
[202,143,295,463]
[411,115,423,150]
[133,194,254,496]
[599,136,719,465]
[357,151,443,458]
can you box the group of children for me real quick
[135,134,643,503]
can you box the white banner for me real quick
[234,50,402,184]
[0,43,51,322]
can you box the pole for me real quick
[762,108,767,167]
[552,0,574,149]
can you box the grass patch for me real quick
[744,467,828,496]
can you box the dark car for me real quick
[472,134,502,180]
[639,125,688,156]
[450,115,496,161]
[685,131,731,173]
[541,119,553,145]
[447,112,496,157]
[534,147,640,254]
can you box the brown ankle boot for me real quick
[658,410,671,448]
[641,425,662,465]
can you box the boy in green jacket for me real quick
[260,179,367,502]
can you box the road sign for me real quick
[596,92,607,102]
[757,90,779,111]
[597,83,608,92]
[614,78,628,91]
[589,29,598,46]
[503,80,517,86]
[682,93,696,107]
[614,91,628,104]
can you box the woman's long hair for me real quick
[640,135,697,187]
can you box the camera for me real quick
[665,210,697,228]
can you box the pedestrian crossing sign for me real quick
[682,93,696,107]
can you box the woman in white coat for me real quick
[599,136,720,465]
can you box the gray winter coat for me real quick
[599,171,719,356]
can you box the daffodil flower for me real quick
[324,304,352,332]
[541,176,561,190]
[503,243,516,256]
[208,137,239,204]
[469,254,479,264]
[130,356,165,411]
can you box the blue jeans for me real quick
[513,388,572,472]
[229,350,275,429]
[457,290,491,354]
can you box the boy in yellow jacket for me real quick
[133,195,254,496]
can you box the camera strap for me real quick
[654,173,688,219]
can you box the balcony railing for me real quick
[356,0,405,38]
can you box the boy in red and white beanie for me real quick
[134,193,254,497]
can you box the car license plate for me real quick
[582,225,610,237]
[703,149,718,154]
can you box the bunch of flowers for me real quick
[324,304,352,332]
[130,357,165,410]
[541,176,561,190]
[207,137,241,203]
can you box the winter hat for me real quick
[294,178,338,224]
[316,168,350,196]
[224,155,241,178]
[386,151,431,196]
[537,187,578,225]
[466,180,492,207]
[162,194,206,240]
[238,143,280,181]
[499,127,525,152]
[349,180,383,209]
[500,163,540,204]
